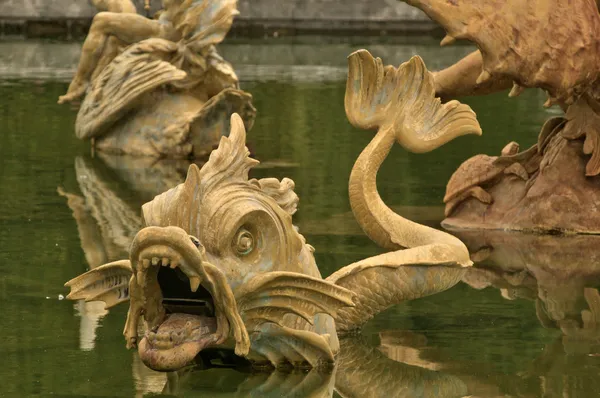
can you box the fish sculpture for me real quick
[64,49,480,372]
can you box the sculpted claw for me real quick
[440,34,456,47]
[508,82,525,98]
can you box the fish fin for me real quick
[345,49,481,153]
[235,272,355,331]
[65,260,133,309]
[248,323,336,368]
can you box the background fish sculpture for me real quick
[59,0,256,158]
[64,49,479,372]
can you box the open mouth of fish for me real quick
[129,226,248,372]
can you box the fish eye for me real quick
[233,228,254,256]
[190,236,200,248]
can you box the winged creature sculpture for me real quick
[400,0,600,233]
[64,49,479,372]
[58,0,255,158]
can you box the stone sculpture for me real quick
[58,0,256,158]
[443,141,532,217]
[399,0,600,233]
[58,159,470,397]
[64,50,479,372]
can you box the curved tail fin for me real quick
[345,49,482,153]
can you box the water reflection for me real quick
[136,325,597,397]
[455,230,600,396]
[58,156,185,262]
[0,38,474,83]
[130,333,468,397]
[58,155,195,350]
[458,231,600,349]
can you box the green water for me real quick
[1,39,599,397]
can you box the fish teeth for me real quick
[136,269,146,287]
[151,257,160,266]
[189,276,201,293]
[142,259,150,269]
[170,261,179,269]
[162,258,170,266]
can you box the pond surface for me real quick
[1,37,599,397]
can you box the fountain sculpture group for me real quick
[59,0,600,394]
[65,50,477,371]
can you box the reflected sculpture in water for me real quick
[131,334,469,397]
[63,50,479,373]
[58,154,195,350]
[58,0,256,158]
[454,230,600,396]
[400,0,600,234]
[458,230,600,355]
[134,325,600,397]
